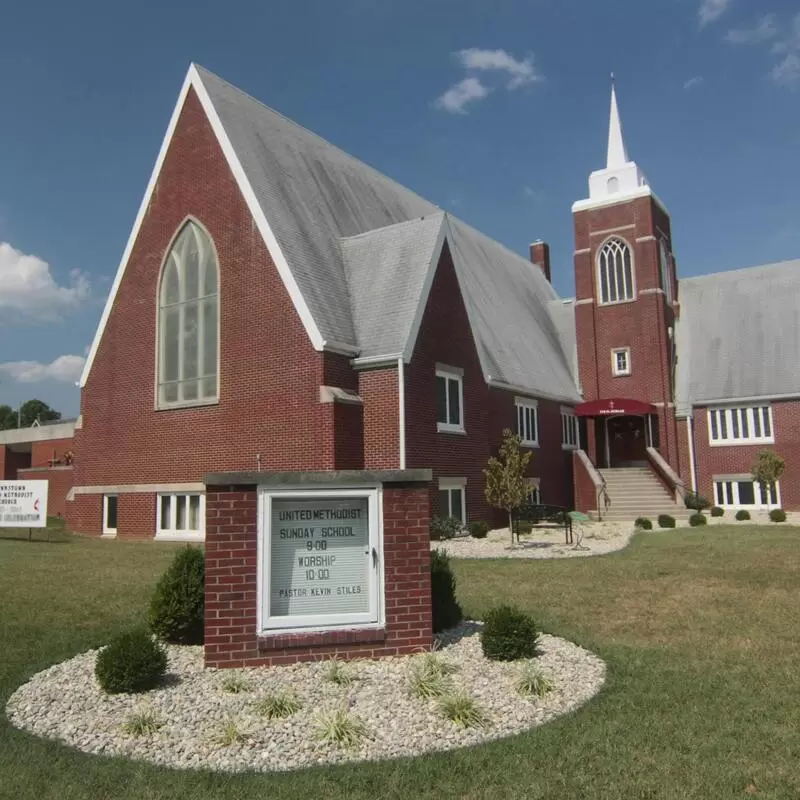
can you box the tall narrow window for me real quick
[659,239,673,304]
[597,238,634,304]
[158,221,219,408]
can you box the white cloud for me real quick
[683,76,704,90]
[0,355,86,384]
[770,13,800,87]
[455,48,541,89]
[0,242,89,319]
[435,77,492,114]
[726,14,778,44]
[698,0,732,27]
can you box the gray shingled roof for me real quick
[197,66,580,402]
[675,259,800,414]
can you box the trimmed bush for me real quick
[710,506,724,518]
[481,605,539,662]
[657,514,676,529]
[430,516,462,542]
[95,629,167,694]
[684,492,710,512]
[148,546,205,645]
[689,513,707,527]
[735,509,751,521]
[769,508,787,523]
[634,517,653,530]
[469,520,490,539]
[431,549,463,633]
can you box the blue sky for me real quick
[1,0,799,418]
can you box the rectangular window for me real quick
[102,495,118,536]
[707,406,774,445]
[526,479,541,505]
[157,493,205,540]
[258,488,382,634]
[439,478,466,523]
[515,398,539,446]
[561,408,579,449]
[713,478,780,509]
[435,367,464,433]
[611,347,631,376]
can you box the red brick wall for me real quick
[359,368,400,470]
[0,446,31,479]
[691,400,800,510]
[16,466,73,518]
[31,438,73,468]
[573,452,597,513]
[204,482,433,668]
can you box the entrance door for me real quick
[607,415,647,467]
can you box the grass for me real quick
[322,657,355,687]
[121,709,163,738]
[515,662,553,698]
[437,691,488,729]
[314,708,367,748]
[253,692,302,720]
[220,673,253,694]
[215,717,249,747]
[2,524,800,798]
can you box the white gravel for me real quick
[6,624,605,772]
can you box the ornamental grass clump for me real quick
[515,662,554,698]
[315,708,367,747]
[437,691,488,729]
[407,653,457,699]
[254,691,302,719]
[121,708,163,737]
[215,716,249,747]
[95,628,167,695]
[221,672,253,694]
[481,605,539,662]
[323,657,355,687]
[148,546,205,645]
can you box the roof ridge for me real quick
[339,212,446,243]
[680,258,800,283]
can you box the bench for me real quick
[512,504,574,545]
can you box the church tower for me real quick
[573,80,680,470]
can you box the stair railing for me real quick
[575,449,611,521]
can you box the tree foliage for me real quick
[751,450,785,509]
[0,399,61,430]
[484,428,532,546]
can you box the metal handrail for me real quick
[597,471,611,521]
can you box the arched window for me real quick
[157,221,219,407]
[597,238,634,304]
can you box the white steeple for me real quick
[573,76,655,212]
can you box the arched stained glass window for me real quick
[597,238,634,304]
[157,221,219,407]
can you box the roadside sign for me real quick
[0,480,49,528]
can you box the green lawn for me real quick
[1,526,799,799]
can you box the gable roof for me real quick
[81,64,580,403]
[675,259,800,414]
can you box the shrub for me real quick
[710,506,724,517]
[515,662,554,698]
[95,629,167,694]
[148,546,205,645]
[469,520,490,539]
[481,605,539,661]
[684,491,710,511]
[437,691,488,728]
[634,517,652,530]
[735,509,751,521]
[254,691,302,719]
[430,516,462,541]
[315,708,367,747]
[689,513,707,527]
[769,508,787,523]
[431,549,463,633]
[657,514,676,529]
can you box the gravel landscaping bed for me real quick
[6,624,605,773]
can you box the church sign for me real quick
[0,480,49,528]
[258,488,382,632]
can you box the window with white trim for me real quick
[611,347,631,377]
[598,238,634,304]
[526,479,541,505]
[561,408,579,449]
[157,493,205,539]
[708,406,773,445]
[659,239,673,304]
[436,367,464,433]
[102,495,118,535]
[157,221,219,408]
[713,478,780,509]
[438,478,466,523]
[515,398,539,446]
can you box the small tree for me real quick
[484,428,532,546]
[751,450,785,510]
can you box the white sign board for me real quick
[0,480,49,528]
[259,489,382,632]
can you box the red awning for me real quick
[574,398,657,417]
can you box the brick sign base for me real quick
[204,470,434,668]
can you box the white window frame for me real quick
[438,478,467,523]
[155,492,205,541]
[659,239,673,304]
[526,478,541,505]
[597,237,635,305]
[707,406,774,446]
[102,494,118,537]
[435,366,465,434]
[611,347,631,377]
[713,476,781,509]
[561,407,579,450]
[515,397,539,447]
[257,487,384,635]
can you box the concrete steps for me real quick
[589,467,687,522]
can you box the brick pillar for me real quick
[529,240,551,282]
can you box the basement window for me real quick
[713,478,780,509]
[102,495,118,536]
[156,493,205,541]
[438,478,466,524]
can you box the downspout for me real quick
[686,415,697,493]
[397,357,406,470]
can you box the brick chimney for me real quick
[529,240,551,282]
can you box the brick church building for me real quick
[41,64,796,539]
